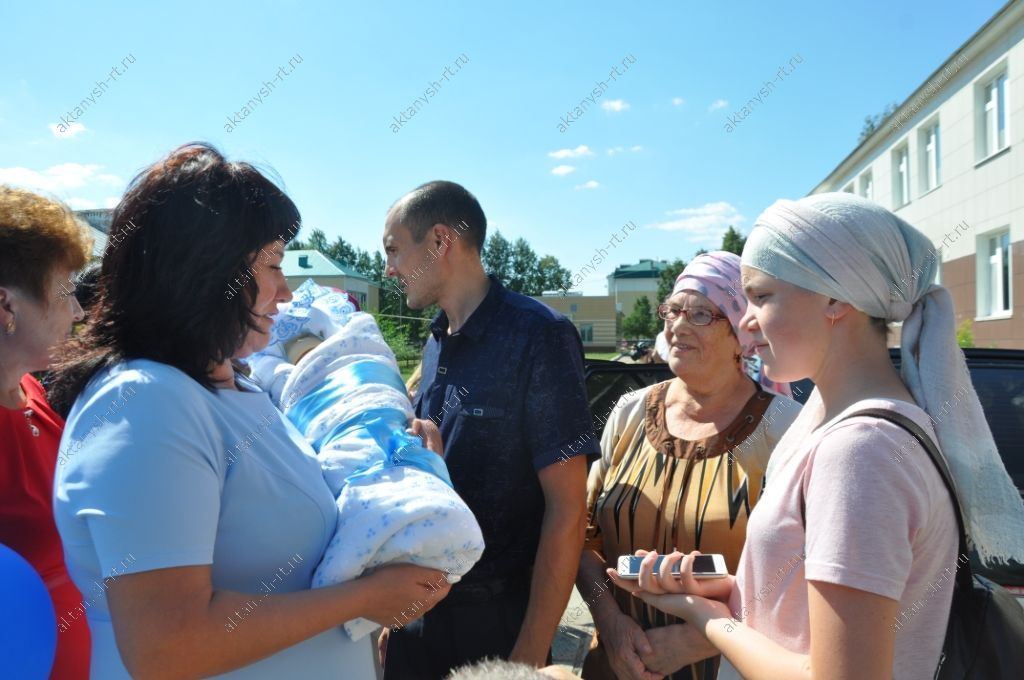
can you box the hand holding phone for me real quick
[617,553,727,580]
[607,550,734,602]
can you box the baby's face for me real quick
[286,334,323,364]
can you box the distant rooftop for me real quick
[75,209,113,234]
[608,259,671,279]
[283,249,370,280]
[87,227,107,258]
[73,209,111,258]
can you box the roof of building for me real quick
[88,226,107,258]
[810,0,1021,194]
[608,259,671,279]
[283,249,370,281]
[75,209,113,234]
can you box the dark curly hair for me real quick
[48,142,300,415]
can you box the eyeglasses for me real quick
[657,304,728,326]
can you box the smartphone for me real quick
[616,553,728,580]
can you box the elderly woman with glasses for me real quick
[576,251,801,680]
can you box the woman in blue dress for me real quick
[49,143,450,679]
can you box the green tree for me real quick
[721,226,746,255]
[482,231,513,284]
[956,319,975,348]
[306,228,329,253]
[327,236,358,265]
[355,251,373,278]
[370,251,386,282]
[657,258,687,303]
[621,296,658,339]
[508,238,539,294]
[373,312,420,367]
[859,101,899,143]
[537,255,572,293]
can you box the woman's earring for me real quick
[4,317,14,335]
[830,313,836,328]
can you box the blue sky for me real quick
[1,0,1007,294]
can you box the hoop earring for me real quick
[4,317,14,336]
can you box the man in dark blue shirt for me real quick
[379,180,597,679]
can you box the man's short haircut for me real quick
[392,180,486,252]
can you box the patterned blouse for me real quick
[582,379,801,680]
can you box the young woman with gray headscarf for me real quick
[608,193,1024,680]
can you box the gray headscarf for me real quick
[743,192,1024,566]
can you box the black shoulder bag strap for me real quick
[799,408,973,594]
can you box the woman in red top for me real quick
[1,185,92,679]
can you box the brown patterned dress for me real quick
[581,379,801,680]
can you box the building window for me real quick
[977,69,1009,160]
[570,303,578,313]
[579,324,594,342]
[919,121,940,192]
[892,144,911,208]
[859,170,873,201]
[978,230,1011,317]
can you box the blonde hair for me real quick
[0,185,93,302]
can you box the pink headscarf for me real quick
[671,251,792,397]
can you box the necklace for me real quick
[24,408,40,437]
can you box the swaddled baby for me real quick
[246,279,485,640]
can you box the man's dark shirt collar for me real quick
[429,274,503,341]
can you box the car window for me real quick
[584,362,671,433]
[969,366,1024,495]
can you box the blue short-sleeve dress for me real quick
[53,359,375,679]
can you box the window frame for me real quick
[975,63,1010,163]
[976,228,1012,320]
[918,118,941,194]
[892,143,911,208]
[859,169,873,201]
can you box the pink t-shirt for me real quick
[719,396,959,680]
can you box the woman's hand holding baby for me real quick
[358,564,451,627]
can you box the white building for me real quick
[812,0,1023,348]
[606,259,670,315]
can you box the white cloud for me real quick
[68,197,98,209]
[649,201,745,240]
[708,99,729,112]
[672,97,685,106]
[104,196,121,208]
[0,163,124,202]
[601,99,630,113]
[630,145,643,152]
[548,145,594,159]
[95,173,123,186]
[551,165,576,176]
[607,145,643,156]
[574,180,600,190]
[49,121,86,138]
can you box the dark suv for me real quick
[583,348,1024,604]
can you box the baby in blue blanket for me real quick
[247,280,485,640]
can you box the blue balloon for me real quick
[0,544,56,680]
